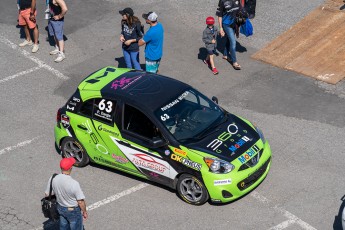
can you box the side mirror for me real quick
[212,96,219,104]
[150,137,167,148]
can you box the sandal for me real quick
[233,62,241,70]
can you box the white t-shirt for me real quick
[45,174,85,207]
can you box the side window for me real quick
[93,98,117,124]
[79,99,94,117]
[123,104,162,140]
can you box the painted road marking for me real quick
[0,137,40,156]
[31,183,149,230]
[250,191,317,230]
[87,183,149,210]
[0,36,69,80]
[0,66,42,84]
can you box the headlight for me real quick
[204,158,234,174]
[254,125,266,143]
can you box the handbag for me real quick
[41,173,59,221]
[240,18,253,37]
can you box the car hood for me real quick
[184,114,260,162]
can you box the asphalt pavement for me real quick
[0,0,344,229]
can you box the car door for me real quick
[91,98,140,174]
[112,103,178,185]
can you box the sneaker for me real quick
[212,67,219,75]
[19,40,33,47]
[31,44,39,53]
[50,48,60,55]
[203,59,211,66]
[55,52,65,63]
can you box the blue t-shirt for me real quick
[143,22,164,61]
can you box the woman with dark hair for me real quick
[119,7,143,70]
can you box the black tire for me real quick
[176,174,209,205]
[61,137,89,167]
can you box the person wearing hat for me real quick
[45,158,87,229]
[119,7,143,70]
[135,11,164,74]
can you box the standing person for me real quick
[48,0,68,63]
[45,158,88,229]
[137,12,164,74]
[216,0,244,70]
[18,0,39,53]
[119,7,143,70]
[202,16,219,75]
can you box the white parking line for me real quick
[0,66,42,84]
[0,137,41,156]
[0,36,69,80]
[87,183,149,210]
[250,191,317,230]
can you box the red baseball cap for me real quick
[60,157,76,171]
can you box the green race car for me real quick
[55,67,271,205]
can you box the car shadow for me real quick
[333,195,345,229]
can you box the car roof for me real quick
[78,66,191,111]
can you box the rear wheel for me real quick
[61,137,89,167]
[176,174,209,205]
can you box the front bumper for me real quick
[204,141,272,203]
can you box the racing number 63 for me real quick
[99,99,113,113]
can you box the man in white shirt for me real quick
[45,158,88,229]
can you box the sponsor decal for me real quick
[110,76,142,90]
[68,101,77,106]
[164,150,170,156]
[214,179,232,186]
[96,144,108,154]
[160,91,189,111]
[173,148,187,157]
[111,153,128,164]
[72,97,80,102]
[98,125,118,136]
[81,120,109,155]
[132,153,168,173]
[94,156,117,167]
[207,123,239,151]
[66,105,75,111]
[171,154,202,171]
[228,136,250,152]
[238,145,259,164]
[61,114,70,128]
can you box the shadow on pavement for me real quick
[333,194,345,230]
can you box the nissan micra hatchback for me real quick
[55,67,271,205]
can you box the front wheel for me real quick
[176,174,209,205]
[61,137,89,167]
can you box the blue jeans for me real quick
[57,204,83,230]
[123,49,141,70]
[222,25,237,63]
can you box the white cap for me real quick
[143,12,158,21]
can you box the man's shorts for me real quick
[18,8,37,29]
[145,58,161,73]
[48,20,64,41]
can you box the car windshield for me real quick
[154,88,225,143]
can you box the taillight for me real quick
[56,109,61,127]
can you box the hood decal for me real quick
[186,115,260,162]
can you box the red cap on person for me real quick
[206,16,215,25]
[60,158,76,171]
